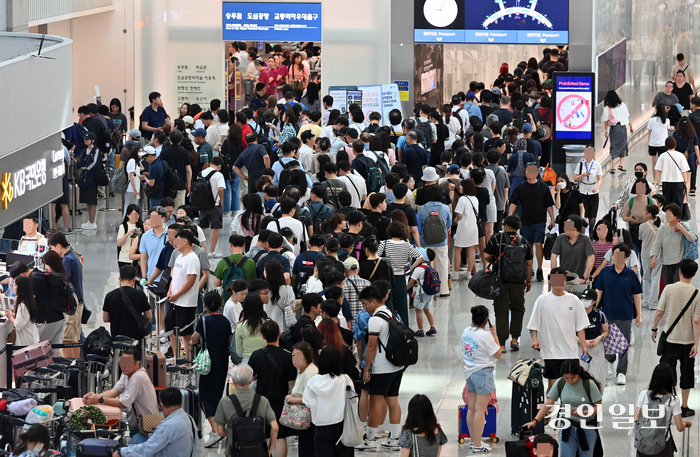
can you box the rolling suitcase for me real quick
[180,388,202,438]
[511,382,544,435]
[12,341,53,377]
[458,404,498,444]
[145,351,167,388]
[76,438,120,456]
[53,357,87,398]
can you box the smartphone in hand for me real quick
[581,353,592,363]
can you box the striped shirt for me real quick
[592,241,613,269]
[378,239,422,275]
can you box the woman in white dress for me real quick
[453,179,480,281]
[7,276,39,346]
[442,104,462,150]
[263,260,295,333]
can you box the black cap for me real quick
[579,288,597,301]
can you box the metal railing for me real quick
[29,0,113,23]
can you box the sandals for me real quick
[610,168,616,174]
[618,166,627,172]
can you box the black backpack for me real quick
[375,311,419,367]
[160,159,179,199]
[93,155,110,187]
[228,394,267,457]
[84,327,112,358]
[190,171,216,211]
[44,271,78,315]
[368,151,390,177]
[415,118,433,146]
[294,251,317,298]
[308,203,333,235]
[496,233,528,283]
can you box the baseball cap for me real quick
[448,164,460,174]
[140,145,157,156]
[192,128,207,138]
[451,95,461,105]
[343,257,360,271]
[84,132,97,141]
[466,91,476,100]
[182,115,194,124]
[338,190,352,207]
[127,128,141,139]
[491,87,501,95]
[521,123,534,133]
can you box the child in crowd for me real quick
[639,204,662,310]
[408,248,438,337]
[223,279,248,363]
[398,394,448,457]
[652,194,666,223]
[579,288,608,395]
[264,184,278,212]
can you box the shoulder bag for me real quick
[467,198,485,238]
[133,401,164,435]
[193,317,211,375]
[657,289,698,356]
[667,153,692,221]
[336,377,363,447]
[119,287,151,338]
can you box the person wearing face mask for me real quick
[613,162,656,211]
[622,179,654,264]
[554,173,584,234]
[572,146,603,230]
[10,424,51,457]
[578,288,609,395]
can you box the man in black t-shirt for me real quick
[508,164,555,282]
[415,167,451,209]
[159,130,192,208]
[102,266,153,340]
[483,215,533,352]
[386,183,420,246]
[365,194,391,241]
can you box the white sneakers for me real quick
[207,251,223,258]
[381,438,400,451]
[204,432,223,448]
[617,373,627,385]
[81,222,97,230]
[355,437,376,452]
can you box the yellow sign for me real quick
[1,172,13,209]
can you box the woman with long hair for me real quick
[461,305,500,452]
[317,317,358,380]
[443,104,461,150]
[359,236,394,284]
[289,169,310,204]
[235,293,267,363]
[10,424,51,457]
[43,250,68,277]
[286,342,319,457]
[399,394,448,457]
[633,363,692,457]
[122,144,143,218]
[267,104,287,143]
[301,82,321,112]
[280,110,299,144]
[7,276,39,346]
[377,130,397,166]
[76,133,101,230]
[233,193,265,250]
[554,173,585,234]
[590,219,615,271]
[453,179,480,280]
[117,204,145,268]
[302,345,356,457]
[182,137,200,177]
[263,260,295,332]
[222,123,245,214]
[389,210,410,241]
[603,90,633,172]
[524,359,602,457]
[648,104,671,183]
[289,52,309,100]
[178,102,191,120]
[673,116,700,195]
[429,110,449,166]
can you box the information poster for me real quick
[329,89,348,115]
[553,74,594,140]
[360,85,382,120]
[381,84,403,125]
[222,2,322,41]
[395,81,410,101]
[356,84,404,126]
[175,61,221,107]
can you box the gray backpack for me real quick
[111,165,129,194]
[634,391,673,455]
[423,208,447,245]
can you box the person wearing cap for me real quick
[521,123,542,164]
[140,91,168,140]
[182,115,195,132]
[343,257,371,325]
[415,167,451,211]
[138,146,166,208]
[191,128,212,170]
[578,288,609,394]
[506,138,536,191]
[330,127,350,156]
[464,92,483,122]
[76,132,101,230]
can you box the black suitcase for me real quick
[53,356,87,398]
[180,388,202,438]
[76,438,120,456]
[511,382,545,435]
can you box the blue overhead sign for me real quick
[222,2,322,42]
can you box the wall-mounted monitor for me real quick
[414,0,568,44]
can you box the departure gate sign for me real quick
[222,2,322,42]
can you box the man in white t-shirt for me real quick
[337,161,367,208]
[655,137,691,209]
[357,286,404,452]
[299,130,316,174]
[527,268,590,393]
[18,216,47,254]
[166,230,201,359]
[265,198,307,256]
[572,147,604,229]
[201,157,226,259]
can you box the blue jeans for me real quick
[689,151,697,190]
[129,431,149,445]
[148,198,161,209]
[108,149,116,170]
[559,423,597,457]
[223,179,232,214]
[231,175,241,212]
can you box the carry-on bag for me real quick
[12,341,53,377]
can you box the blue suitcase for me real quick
[458,404,498,444]
[76,438,120,456]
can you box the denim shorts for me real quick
[466,367,496,395]
[520,223,547,245]
[414,292,433,310]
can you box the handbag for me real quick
[291,66,304,92]
[133,401,165,435]
[467,198,485,238]
[667,153,692,221]
[683,225,698,260]
[119,287,151,338]
[193,317,211,375]
[276,299,297,328]
[336,377,363,447]
[603,323,630,354]
[657,290,698,356]
[280,402,311,430]
[507,357,545,389]
[607,106,617,126]
[468,269,504,300]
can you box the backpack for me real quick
[356,155,384,194]
[308,203,332,235]
[629,196,654,210]
[452,108,465,132]
[634,391,673,456]
[368,151,390,177]
[417,264,441,296]
[375,310,419,367]
[111,165,129,194]
[190,171,216,211]
[228,394,268,457]
[44,271,78,315]
[495,233,528,283]
[221,256,249,303]
[415,118,433,146]
[161,160,180,199]
[83,326,113,358]
[422,209,447,245]
[541,165,557,186]
[365,124,380,134]
[93,156,110,187]
[293,252,316,298]
[106,124,123,151]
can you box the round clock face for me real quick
[423,0,459,28]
